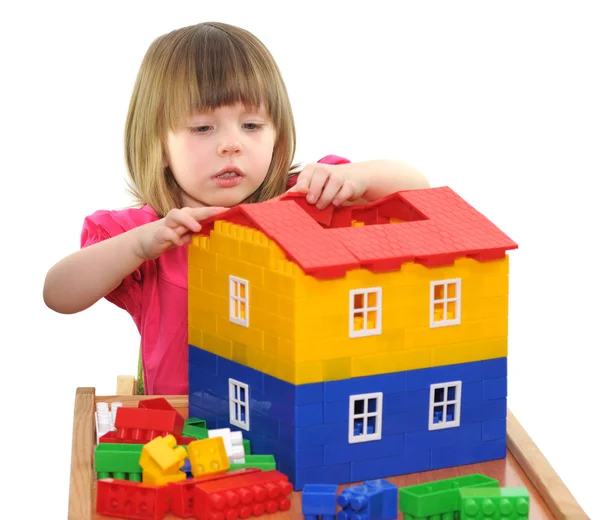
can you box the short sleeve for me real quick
[287,154,351,189]
[81,209,148,318]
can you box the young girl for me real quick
[43,21,430,395]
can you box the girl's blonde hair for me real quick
[124,22,298,216]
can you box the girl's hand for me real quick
[136,206,228,261]
[290,163,366,210]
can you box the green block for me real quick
[229,454,276,471]
[460,487,530,519]
[399,474,499,518]
[243,438,251,455]
[95,443,143,474]
[185,417,207,429]
[183,417,208,439]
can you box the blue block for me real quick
[296,463,351,491]
[189,366,228,396]
[296,382,325,405]
[365,479,399,520]
[337,479,398,520]
[350,450,430,482]
[188,345,218,375]
[218,356,264,392]
[189,404,217,429]
[250,412,281,441]
[483,377,508,400]
[323,434,404,465]
[482,418,507,441]
[323,401,347,423]
[483,357,507,379]
[324,372,406,402]
[462,398,507,423]
[406,361,484,391]
[264,375,324,405]
[296,403,324,427]
[405,421,481,451]
[302,484,338,516]
[383,411,424,435]
[430,439,507,469]
[461,381,483,402]
[297,422,346,448]
[297,445,324,469]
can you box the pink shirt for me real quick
[81,155,350,394]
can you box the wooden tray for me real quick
[68,388,589,520]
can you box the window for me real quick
[229,379,249,430]
[430,278,461,328]
[348,392,383,443]
[429,381,462,430]
[229,276,249,327]
[349,288,382,338]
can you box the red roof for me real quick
[197,187,518,280]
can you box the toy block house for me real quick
[187,187,518,490]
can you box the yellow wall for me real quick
[189,220,510,385]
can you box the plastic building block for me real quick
[99,430,195,445]
[169,468,262,518]
[399,474,499,518]
[95,443,143,480]
[302,484,338,520]
[230,454,276,471]
[114,407,183,442]
[96,478,169,519]
[139,397,185,433]
[183,417,209,439]
[460,487,530,519]
[209,427,245,463]
[186,436,230,477]
[338,479,398,520]
[139,435,187,485]
[193,469,293,520]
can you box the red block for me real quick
[194,470,293,520]
[98,430,195,445]
[114,407,184,442]
[96,478,169,520]
[169,468,262,518]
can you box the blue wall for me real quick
[189,346,507,489]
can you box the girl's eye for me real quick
[243,123,264,131]
[191,126,212,133]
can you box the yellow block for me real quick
[139,435,187,473]
[432,337,508,366]
[187,437,230,477]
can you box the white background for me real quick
[2,1,598,518]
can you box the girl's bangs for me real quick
[165,35,279,129]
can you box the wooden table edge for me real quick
[507,409,589,519]
[67,388,589,520]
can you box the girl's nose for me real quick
[217,132,242,156]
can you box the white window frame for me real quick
[229,276,249,327]
[349,287,382,338]
[428,381,462,430]
[228,378,250,431]
[430,278,461,328]
[348,392,383,443]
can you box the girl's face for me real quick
[165,103,276,208]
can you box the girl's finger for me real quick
[307,168,329,204]
[332,181,355,206]
[161,226,184,246]
[316,175,343,209]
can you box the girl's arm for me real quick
[43,206,228,315]
[43,224,149,314]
